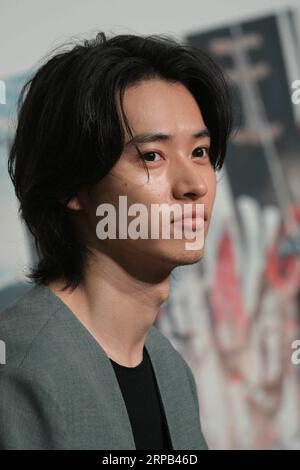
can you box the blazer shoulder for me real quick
[0,285,63,370]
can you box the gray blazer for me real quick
[0,284,208,450]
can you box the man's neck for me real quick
[47,252,171,367]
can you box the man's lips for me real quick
[171,206,208,224]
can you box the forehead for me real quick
[117,79,205,135]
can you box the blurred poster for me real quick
[156,11,300,449]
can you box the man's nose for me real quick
[170,154,208,200]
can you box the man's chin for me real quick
[177,250,204,266]
[164,245,205,268]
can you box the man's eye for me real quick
[140,152,161,162]
[192,147,209,158]
[139,147,209,163]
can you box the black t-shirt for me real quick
[109,346,173,450]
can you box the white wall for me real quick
[1,0,299,77]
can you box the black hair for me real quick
[8,31,233,290]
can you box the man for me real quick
[0,32,232,450]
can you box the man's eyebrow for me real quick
[124,128,210,148]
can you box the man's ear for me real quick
[67,196,82,211]
[67,190,88,211]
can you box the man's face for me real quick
[72,79,217,277]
